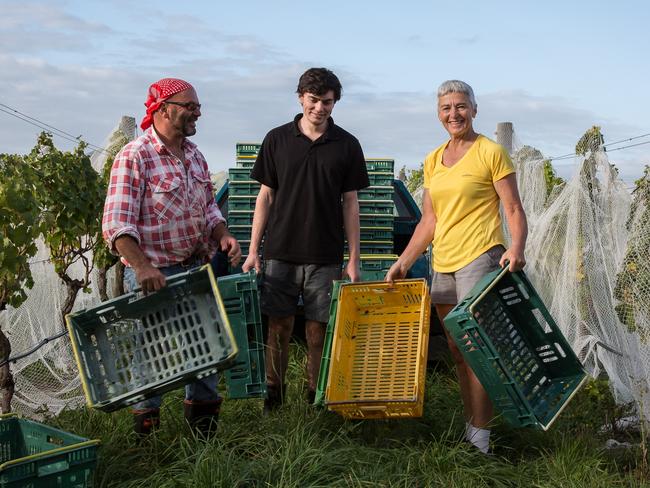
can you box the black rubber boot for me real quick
[263,384,286,414]
[184,399,222,437]
[133,408,160,436]
[306,389,316,405]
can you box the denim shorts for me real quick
[260,259,341,323]
[430,245,505,305]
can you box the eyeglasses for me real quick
[164,101,201,112]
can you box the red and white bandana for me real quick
[140,78,194,130]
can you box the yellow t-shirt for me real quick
[423,134,514,272]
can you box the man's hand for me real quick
[499,247,526,272]
[242,253,262,274]
[133,263,167,294]
[220,234,242,267]
[343,259,361,283]
[385,260,408,284]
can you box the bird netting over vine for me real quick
[513,137,650,420]
[0,118,134,417]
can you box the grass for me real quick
[51,345,650,488]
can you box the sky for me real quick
[1,0,649,186]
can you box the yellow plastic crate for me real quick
[324,279,430,419]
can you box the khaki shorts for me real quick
[260,259,341,323]
[430,245,505,305]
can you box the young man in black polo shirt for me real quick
[242,67,369,411]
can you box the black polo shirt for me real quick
[250,114,369,264]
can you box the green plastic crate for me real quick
[359,227,393,241]
[228,196,257,211]
[235,159,256,168]
[367,171,394,187]
[444,267,588,430]
[229,181,261,196]
[236,143,261,156]
[358,186,394,201]
[360,214,394,228]
[66,265,238,412]
[314,281,345,406]
[227,213,254,226]
[230,228,253,242]
[365,159,395,172]
[357,241,394,255]
[359,255,399,272]
[228,168,253,181]
[217,272,266,399]
[359,200,394,215]
[0,414,100,488]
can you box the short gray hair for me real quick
[437,80,477,108]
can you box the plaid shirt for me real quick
[102,127,225,267]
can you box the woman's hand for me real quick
[385,260,408,284]
[500,247,526,272]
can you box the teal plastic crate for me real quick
[0,414,99,488]
[66,265,238,412]
[360,227,393,241]
[236,161,255,168]
[230,227,253,242]
[360,214,394,228]
[217,272,266,399]
[229,181,261,196]
[228,196,257,211]
[358,186,394,201]
[228,168,253,181]
[356,241,394,255]
[236,143,261,156]
[359,255,398,272]
[359,200,394,215]
[227,213,254,226]
[365,159,395,172]
[367,171,394,187]
[314,281,345,406]
[444,267,587,430]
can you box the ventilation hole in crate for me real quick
[554,343,566,358]
[502,292,519,301]
[531,308,552,333]
[499,286,515,295]
[506,298,522,305]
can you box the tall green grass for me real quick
[53,346,649,487]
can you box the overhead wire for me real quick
[0,102,111,155]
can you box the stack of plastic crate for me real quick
[357,158,395,256]
[217,271,267,399]
[346,158,398,279]
[228,143,262,259]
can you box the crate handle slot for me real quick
[38,458,70,477]
[358,405,387,412]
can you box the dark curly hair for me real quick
[296,68,342,101]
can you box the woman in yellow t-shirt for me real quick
[386,80,527,454]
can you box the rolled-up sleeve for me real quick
[101,145,144,253]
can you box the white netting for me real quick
[0,118,134,417]
[514,143,650,421]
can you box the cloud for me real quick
[1,3,646,188]
[0,2,112,54]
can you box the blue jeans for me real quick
[124,264,221,410]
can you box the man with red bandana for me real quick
[102,78,241,436]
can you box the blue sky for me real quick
[1,0,648,185]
